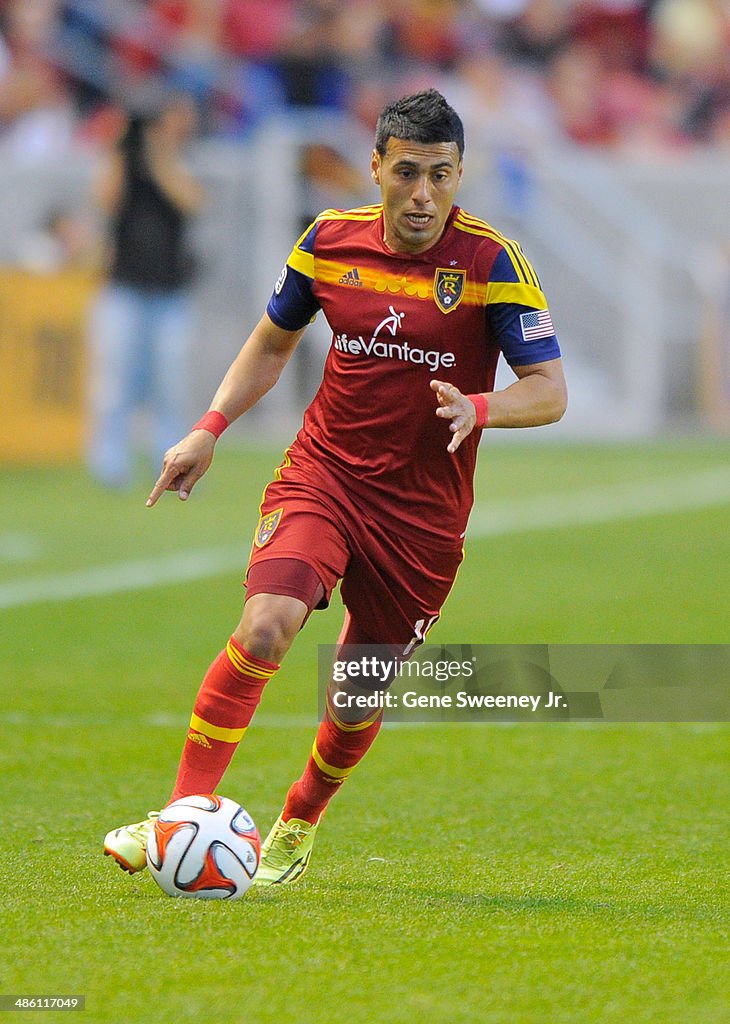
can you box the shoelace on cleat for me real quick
[275,820,312,848]
[262,820,314,870]
[128,811,159,843]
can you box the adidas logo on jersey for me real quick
[338,268,363,287]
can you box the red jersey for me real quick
[266,204,560,546]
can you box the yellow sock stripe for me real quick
[326,692,382,732]
[226,641,277,680]
[311,740,355,781]
[189,713,247,744]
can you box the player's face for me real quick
[371,138,463,255]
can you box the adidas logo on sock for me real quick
[338,268,363,287]
[188,730,212,749]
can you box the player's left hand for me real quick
[430,380,477,454]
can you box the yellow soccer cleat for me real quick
[103,812,159,874]
[253,814,321,887]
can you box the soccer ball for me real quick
[146,794,260,900]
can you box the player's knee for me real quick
[234,594,305,665]
[234,615,289,664]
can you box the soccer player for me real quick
[103,89,567,885]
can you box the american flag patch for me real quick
[520,309,554,342]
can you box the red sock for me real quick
[168,637,278,803]
[283,691,383,824]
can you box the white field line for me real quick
[1,468,729,611]
[0,547,242,610]
[0,711,724,733]
[0,711,317,729]
[467,465,730,536]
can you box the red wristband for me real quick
[467,393,489,428]
[191,410,229,438]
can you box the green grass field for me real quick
[1,439,729,1023]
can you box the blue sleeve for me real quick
[265,220,321,331]
[266,265,320,331]
[487,247,561,367]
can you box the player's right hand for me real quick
[430,379,477,454]
[146,429,217,507]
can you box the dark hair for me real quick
[375,89,464,158]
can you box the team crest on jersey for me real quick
[433,268,466,314]
[254,508,283,548]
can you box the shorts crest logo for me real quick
[255,507,283,548]
[434,268,466,314]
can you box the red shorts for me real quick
[245,462,463,649]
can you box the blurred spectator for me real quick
[273,0,352,109]
[451,50,557,152]
[150,0,225,119]
[389,0,464,69]
[548,41,618,146]
[611,76,683,152]
[87,93,203,488]
[499,0,575,70]
[222,0,297,59]
[650,0,728,81]
[447,51,558,220]
[650,0,730,143]
[0,0,74,162]
[16,206,98,273]
[709,97,730,149]
[573,0,650,74]
[0,0,727,155]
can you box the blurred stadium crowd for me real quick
[0,0,729,164]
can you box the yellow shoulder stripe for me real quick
[286,206,382,279]
[455,210,498,231]
[287,245,314,279]
[454,214,540,288]
[486,281,548,308]
[317,207,382,223]
[501,241,537,288]
[454,212,505,239]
